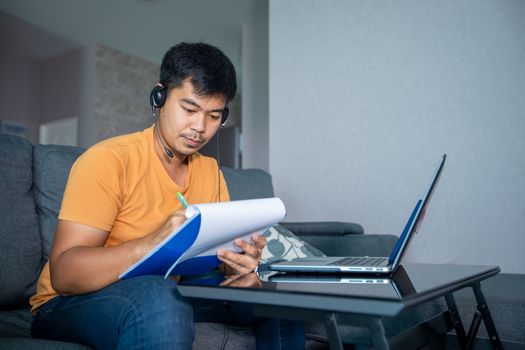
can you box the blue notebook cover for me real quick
[120,212,206,279]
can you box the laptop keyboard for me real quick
[328,257,388,267]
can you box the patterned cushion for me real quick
[261,224,325,263]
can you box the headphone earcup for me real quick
[150,85,167,109]
[221,107,229,126]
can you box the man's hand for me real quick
[141,210,187,255]
[217,233,267,275]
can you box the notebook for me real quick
[268,154,446,275]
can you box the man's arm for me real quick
[49,212,186,295]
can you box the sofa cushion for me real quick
[221,167,274,200]
[0,134,42,309]
[0,308,32,338]
[33,144,85,260]
[302,233,398,258]
[0,337,92,350]
[194,322,255,350]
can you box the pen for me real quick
[176,192,189,209]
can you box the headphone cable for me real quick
[217,129,221,202]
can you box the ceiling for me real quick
[0,0,258,69]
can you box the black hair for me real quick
[159,42,237,103]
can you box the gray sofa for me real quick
[1,133,524,349]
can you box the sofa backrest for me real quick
[220,167,274,200]
[0,134,42,309]
[33,144,86,260]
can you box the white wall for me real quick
[269,1,525,273]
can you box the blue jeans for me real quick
[32,276,305,349]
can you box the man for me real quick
[30,42,304,349]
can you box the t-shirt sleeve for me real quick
[58,147,123,232]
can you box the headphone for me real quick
[149,84,229,126]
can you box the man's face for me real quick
[158,80,226,158]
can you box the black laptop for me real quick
[269,154,446,275]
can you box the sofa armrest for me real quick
[297,233,398,257]
[279,221,364,236]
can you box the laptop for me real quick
[269,154,446,275]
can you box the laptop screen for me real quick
[389,154,446,268]
[388,200,422,264]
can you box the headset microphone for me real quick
[155,122,174,159]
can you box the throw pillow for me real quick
[261,224,325,263]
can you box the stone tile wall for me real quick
[93,44,158,142]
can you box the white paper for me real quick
[178,197,286,263]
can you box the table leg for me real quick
[471,283,503,350]
[253,305,347,350]
[324,313,344,350]
[445,293,468,349]
[325,313,390,350]
[466,311,483,350]
[367,316,390,350]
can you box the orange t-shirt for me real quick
[30,125,229,312]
